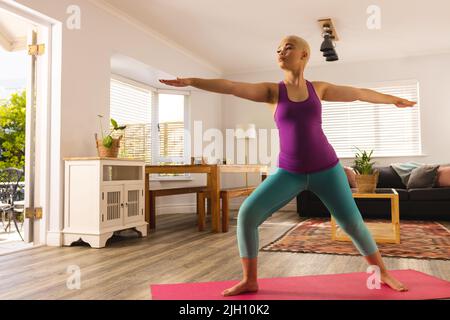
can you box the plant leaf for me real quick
[103,136,113,148]
[111,118,118,129]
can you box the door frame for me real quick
[0,0,62,245]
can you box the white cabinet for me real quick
[63,157,147,248]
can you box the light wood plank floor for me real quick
[0,211,448,299]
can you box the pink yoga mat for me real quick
[150,269,450,300]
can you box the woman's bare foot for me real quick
[222,280,259,296]
[380,272,408,292]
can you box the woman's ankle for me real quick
[242,278,258,284]
[380,270,392,277]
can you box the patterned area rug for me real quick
[261,218,450,260]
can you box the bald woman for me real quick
[160,35,414,296]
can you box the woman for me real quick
[160,35,415,296]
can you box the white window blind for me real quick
[321,80,421,158]
[110,77,190,180]
[110,78,152,164]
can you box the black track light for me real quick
[326,54,338,61]
[323,48,337,57]
[320,34,334,52]
[318,20,339,62]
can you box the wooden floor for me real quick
[0,211,448,299]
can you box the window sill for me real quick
[339,154,428,159]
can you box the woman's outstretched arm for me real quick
[313,81,416,108]
[159,77,273,103]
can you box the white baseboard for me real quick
[46,231,63,247]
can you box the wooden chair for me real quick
[148,186,209,230]
[197,186,256,232]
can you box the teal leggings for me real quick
[237,162,378,258]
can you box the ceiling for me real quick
[0,8,28,52]
[111,53,175,88]
[101,0,450,75]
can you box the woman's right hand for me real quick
[159,77,193,87]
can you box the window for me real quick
[110,78,152,163]
[321,80,421,158]
[153,91,190,178]
[110,76,190,180]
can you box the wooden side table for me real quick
[331,188,400,244]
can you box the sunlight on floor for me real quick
[0,224,32,255]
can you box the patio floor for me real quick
[0,222,33,255]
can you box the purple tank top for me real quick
[274,80,339,173]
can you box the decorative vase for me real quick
[95,133,122,158]
[355,170,379,193]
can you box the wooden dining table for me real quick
[145,164,269,232]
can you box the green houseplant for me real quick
[0,90,26,170]
[353,147,379,193]
[95,115,126,158]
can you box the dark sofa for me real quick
[296,165,450,221]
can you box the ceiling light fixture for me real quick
[318,18,339,62]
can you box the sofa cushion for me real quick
[390,162,424,185]
[408,187,450,200]
[436,166,450,187]
[373,166,405,189]
[406,164,440,189]
[343,166,357,187]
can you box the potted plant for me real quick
[95,115,126,158]
[353,147,379,193]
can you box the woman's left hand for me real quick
[392,97,416,108]
[159,77,193,87]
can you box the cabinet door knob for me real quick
[121,203,124,207]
